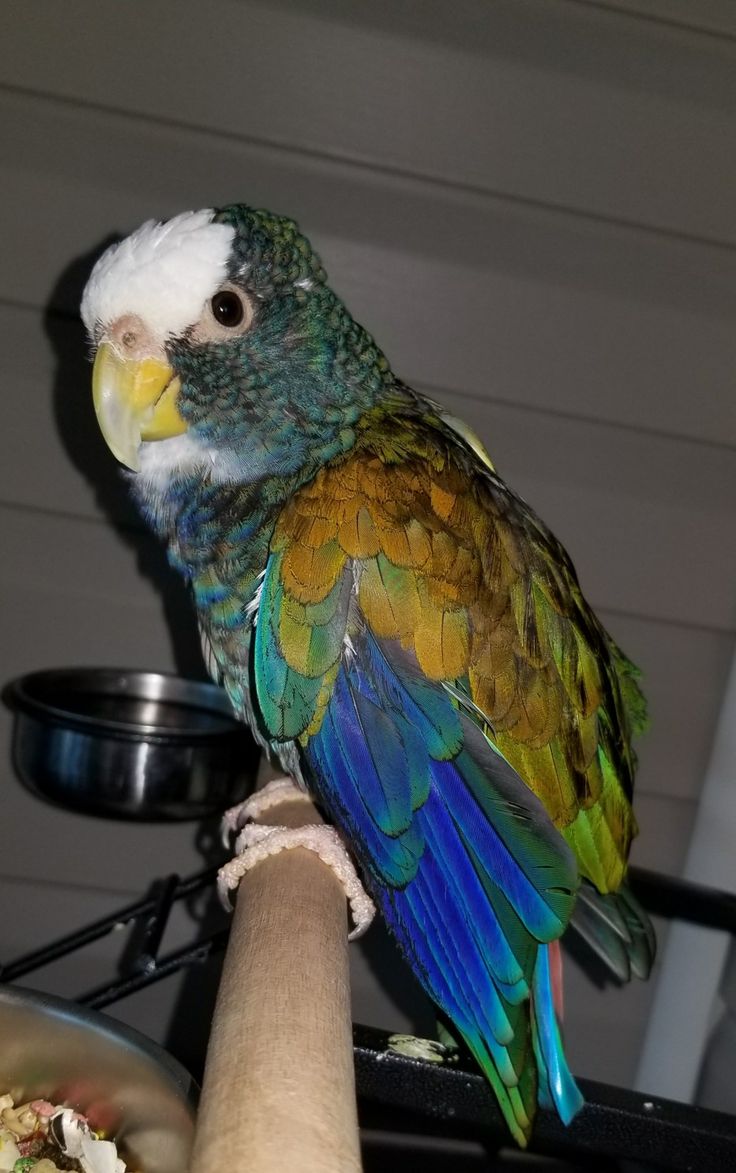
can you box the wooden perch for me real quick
[189,784,363,1172]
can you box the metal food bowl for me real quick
[7,668,259,820]
[0,985,196,1172]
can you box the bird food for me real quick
[0,1095,140,1173]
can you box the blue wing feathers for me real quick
[404,890,519,1088]
[408,840,516,1051]
[368,637,464,760]
[264,607,582,1142]
[430,755,572,942]
[311,702,423,885]
[339,672,416,835]
[419,798,528,995]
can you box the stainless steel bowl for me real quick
[7,668,259,820]
[0,985,196,1172]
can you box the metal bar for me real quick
[120,874,180,976]
[630,865,736,935]
[79,928,229,1009]
[0,866,217,981]
[353,1024,736,1172]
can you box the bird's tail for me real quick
[568,880,656,981]
[530,940,584,1124]
[458,939,583,1142]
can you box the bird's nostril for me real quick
[121,331,138,349]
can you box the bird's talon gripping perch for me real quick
[220,776,312,845]
[219,782,376,939]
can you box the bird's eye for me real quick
[211,289,245,327]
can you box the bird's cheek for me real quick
[91,342,187,471]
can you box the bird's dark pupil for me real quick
[212,291,244,327]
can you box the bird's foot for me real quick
[386,1034,458,1065]
[218,777,376,940]
[221,776,313,844]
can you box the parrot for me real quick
[80,204,654,1146]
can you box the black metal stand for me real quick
[3,866,735,1170]
[355,1023,736,1171]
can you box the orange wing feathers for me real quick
[272,414,639,892]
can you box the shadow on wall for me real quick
[42,240,205,680]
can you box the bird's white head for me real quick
[81,209,238,471]
[81,209,234,342]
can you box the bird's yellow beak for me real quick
[92,342,187,471]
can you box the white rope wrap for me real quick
[218,779,376,940]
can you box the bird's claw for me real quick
[220,777,311,846]
[219,779,376,939]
